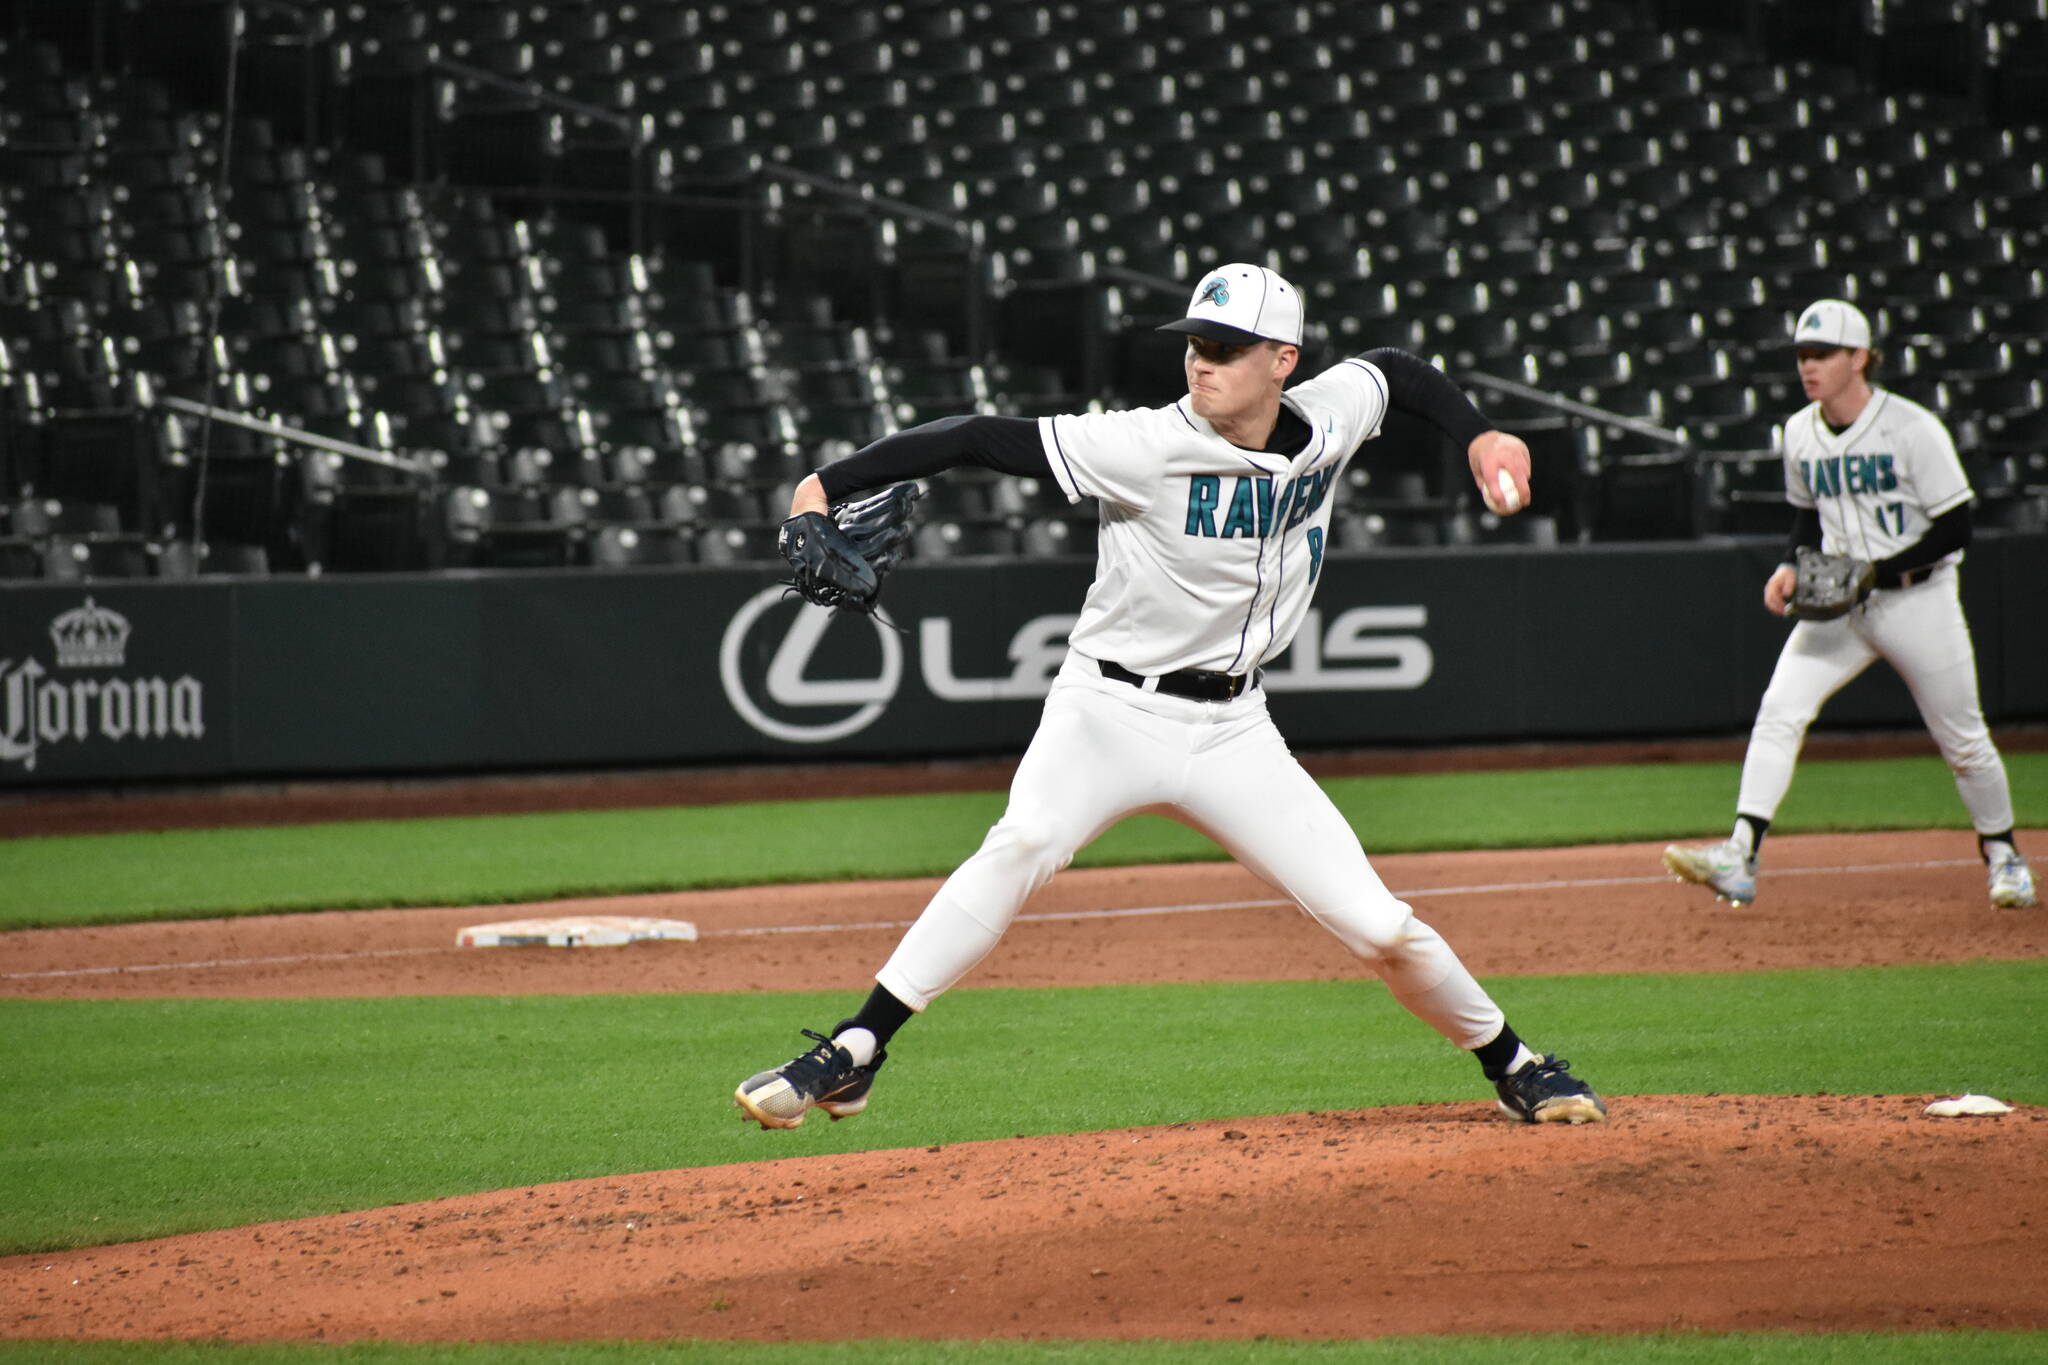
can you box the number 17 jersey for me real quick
[1781,386,1972,565]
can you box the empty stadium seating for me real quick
[1,0,2044,581]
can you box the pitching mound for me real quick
[6,1094,2043,1343]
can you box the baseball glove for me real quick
[1785,545,1875,621]
[777,482,920,615]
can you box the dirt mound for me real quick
[6,1095,2042,1343]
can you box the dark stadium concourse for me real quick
[0,0,2043,582]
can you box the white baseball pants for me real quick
[1737,564,2016,833]
[876,652,1508,1049]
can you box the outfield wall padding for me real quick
[3,534,2041,785]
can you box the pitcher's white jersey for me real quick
[1781,387,1972,566]
[1037,357,1389,675]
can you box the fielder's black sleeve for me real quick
[1359,347,1492,448]
[815,415,1053,502]
[1782,506,1823,565]
[1872,502,1971,588]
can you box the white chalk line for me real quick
[5,945,450,980]
[710,858,1981,937]
[0,857,1985,982]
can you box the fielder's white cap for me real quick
[1792,298,1873,350]
[1157,262,1304,347]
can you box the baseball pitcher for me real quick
[736,263,1608,1131]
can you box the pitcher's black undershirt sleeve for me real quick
[1359,348,1492,448]
[815,415,1051,502]
[1873,502,1970,587]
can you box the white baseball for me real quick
[1495,468,1522,514]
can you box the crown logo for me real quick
[50,597,132,669]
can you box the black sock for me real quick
[1980,829,2017,862]
[1737,813,1771,853]
[1472,1024,1526,1080]
[837,983,914,1050]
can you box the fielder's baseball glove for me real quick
[1785,545,1876,621]
[777,483,920,615]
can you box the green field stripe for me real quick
[4,1329,2047,1363]
[4,961,2042,1256]
[4,754,2044,928]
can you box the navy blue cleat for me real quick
[1494,1054,1608,1125]
[734,1026,885,1130]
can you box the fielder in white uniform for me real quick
[1664,298,2036,910]
[735,263,1609,1130]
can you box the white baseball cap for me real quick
[1157,262,1304,347]
[1792,298,1872,350]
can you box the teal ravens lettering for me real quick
[1783,389,1969,565]
[1795,453,1899,499]
[1039,354,1388,676]
[1183,465,1338,544]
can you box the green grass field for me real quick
[2,752,2044,1362]
[8,962,2042,1255]
[3,754,2042,928]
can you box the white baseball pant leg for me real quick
[1871,568,2015,833]
[877,658,1164,1010]
[1168,692,1506,1048]
[1736,565,2013,833]
[878,654,1506,1049]
[1734,619,1879,823]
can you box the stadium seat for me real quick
[41,530,155,580]
[440,485,582,568]
[693,522,779,563]
[1703,451,1796,535]
[1586,450,1702,540]
[913,518,1017,560]
[1019,513,1096,558]
[587,522,693,567]
[18,0,2047,569]
[156,538,270,576]
[0,532,41,578]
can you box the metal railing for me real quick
[1465,372,1692,449]
[158,396,431,476]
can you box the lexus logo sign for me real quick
[717,586,1433,746]
[717,586,903,743]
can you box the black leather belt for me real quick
[1891,564,1937,590]
[1097,658,1256,701]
